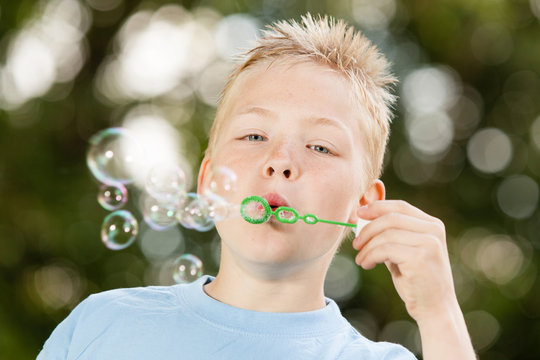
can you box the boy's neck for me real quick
[203,259,328,313]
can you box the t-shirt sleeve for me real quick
[36,297,89,360]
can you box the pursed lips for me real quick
[262,193,290,210]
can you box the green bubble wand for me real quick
[239,195,369,236]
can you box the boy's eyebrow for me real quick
[236,106,273,117]
[236,106,350,132]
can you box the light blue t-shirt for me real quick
[38,276,416,359]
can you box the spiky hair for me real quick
[207,13,397,183]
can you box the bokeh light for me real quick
[401,65,461,115]
[214,13,260,60]
[138,224,185,263]
[496,175,539,219]
[467,128,513,174]
[95,5,218,102]
[324,254,361,302]
[465,310,501,352]
[470,23,513,65]
[530,115,540,151]
[532,0,540,19]
[406,111,453,157]
[31,262,85,310]
[2,1,540,358]
[121,105,194,190]
[352,0,397,30]
[0,0,90,110]
[379,320,421,355]
[476,235,525,285]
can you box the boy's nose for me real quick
[263,144,298,180]
[266,166,292,178]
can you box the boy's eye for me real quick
[245,134,265,141]
[309,145,331,154]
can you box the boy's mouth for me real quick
[262,193,290,210]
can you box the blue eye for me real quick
[309,145,331,154]
[245,134,265,141]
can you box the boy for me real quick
[38,14,476,359]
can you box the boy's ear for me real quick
[197,155,211,195]
[360,179,385,206]
[349,180,385,222]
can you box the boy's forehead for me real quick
[229,62,351,114]
[220,60,366,136]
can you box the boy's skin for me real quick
[198,61,475,359]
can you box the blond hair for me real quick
[206,13,397,184]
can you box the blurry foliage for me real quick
[0,0,540,359]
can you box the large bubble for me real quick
[145,163,186,205]
[97,183,128,211]
[173,253,203,283]
[101,210,139,250]
[87,127,145,185]
[206,166,237,201]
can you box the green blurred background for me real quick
[1,0,540,358]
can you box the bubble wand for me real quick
[239,195,369,236]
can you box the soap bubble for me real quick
[178,193,214,232]
[142,195,178,231]
[206,166,237,200]
[101,210,139,250]
[173,253,203,283]
[145,163,186,204]
[205,193,230,222]
[87,127,145,185]
[97,183,128,211]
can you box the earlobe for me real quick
[197,155,212,195]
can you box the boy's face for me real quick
[199,61,380,273]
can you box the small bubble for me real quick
[173,253,203,283]
[178,193,214,232]
[101,210,139,250]
[87,128,145,185]
[97,183,128,211]
[145,163,186,204]
[142,195,178,231]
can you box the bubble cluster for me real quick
[178,193,215,232]
[87,127,240,281]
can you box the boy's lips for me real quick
[262,193,290,209]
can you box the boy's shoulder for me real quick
[338,331,417,360]
[82,282,186,314]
